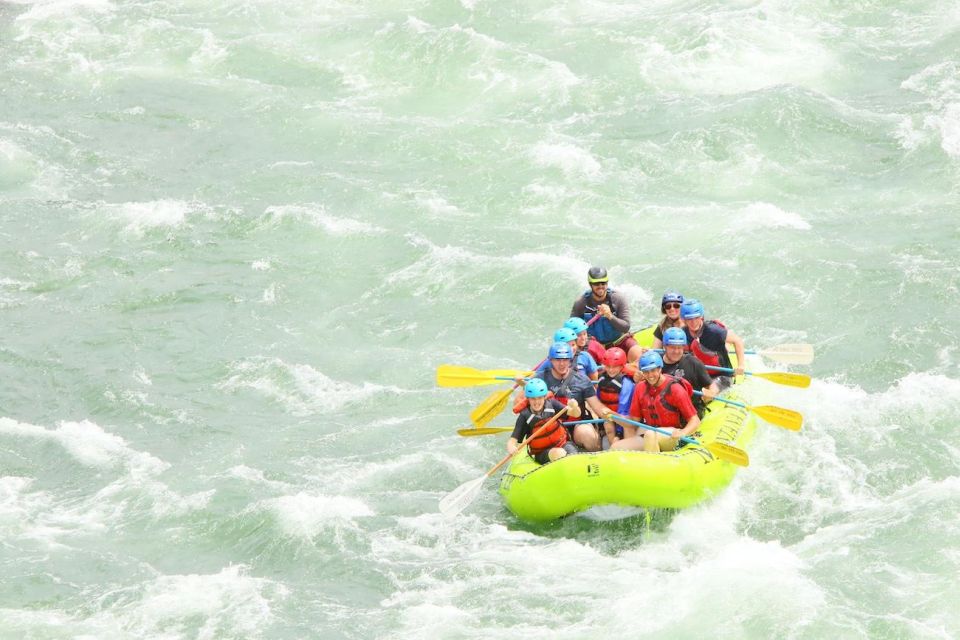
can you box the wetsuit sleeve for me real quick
[511,413,527,441]
[570,297,587,319]
[549,399,566,413]
[617,378,635,415]
[669,385,698,422]
[607,291,630,334]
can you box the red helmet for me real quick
[603,347,627,368]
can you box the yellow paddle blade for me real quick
[457,427,513,437]
[751,405,803,431]
[753,371,811,388]
[704,442,749,467]
[469,387,515,428]
[436,365,528,388]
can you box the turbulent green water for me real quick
[2,0,959,637]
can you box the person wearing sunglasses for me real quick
[651,290,685,350]
[569,266,642,364]
[681,299,745,389]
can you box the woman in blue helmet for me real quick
[651,290,685,350]
[680,299,745,389]
[562,318,605,377]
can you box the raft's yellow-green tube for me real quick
[496,323,758,522]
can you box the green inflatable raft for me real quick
[497,327,760,522]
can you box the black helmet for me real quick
[587,266,608,284]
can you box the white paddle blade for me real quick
[439,476,486,518]
[759,343,814,365]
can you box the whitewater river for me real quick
[2,0,959,637]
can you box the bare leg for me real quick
[573,424,600,451]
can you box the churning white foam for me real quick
[901,62,960,158]
[219,358,401,416]
[731,202,812,231]
[261,204,385,235]
[105,200,193,236]
[0,417,166,473]
[530,140,603,180]
[259,492,374,538]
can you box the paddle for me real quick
[741,343,814,365]
[436,365,531,388]
[469,315,602,428]
[457,427,513,436]
[456,418,605,437]
[693,391,803,431]
[704,366,811,388]
[440,407,569,517]
[609,413,749,466]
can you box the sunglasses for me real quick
[663,303,681,310]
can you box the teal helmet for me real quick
[563,317,589,335]
[553,327,577,344]
[524,378,548,398]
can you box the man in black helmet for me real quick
[570,267,642,364]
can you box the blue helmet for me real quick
[661,290,684,312]
[563,317,589,335]
[662,327,687,346]
[548,341,574,360]
[524,378,548,398]
[639,351,663,371]
[680,299,704,320]
[553,327,577,344]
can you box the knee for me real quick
[549,448,567,461]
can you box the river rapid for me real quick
[2,0,959,638]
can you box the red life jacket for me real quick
[586,338,607,366]
[690,320,726,376]
[634,374,693,428]
[596,373,625,412]
[525,411,568,453]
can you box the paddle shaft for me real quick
[610,413,701,447]
[693,390,743,409]
[487,406,569,476]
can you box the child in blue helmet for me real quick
[508,378,580,464]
